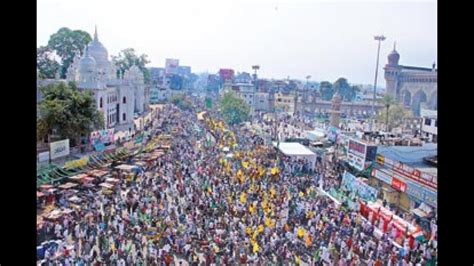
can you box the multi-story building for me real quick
[420,108,437,143]
[274,92,296,114]
[65,27,147,131]
[384,44,437,116]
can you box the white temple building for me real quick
[66,26,148,131]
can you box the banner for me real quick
[341,171,378,202]
[93,142,105,151]
[327,126,338,143]
[38,151,50,163]
[90,129,115,145]
[50,139,70,160]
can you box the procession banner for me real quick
[341,171,378,202]
[50,139,70,160]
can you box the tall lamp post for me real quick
[370,35,386,132]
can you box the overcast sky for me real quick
[37,0,436,85]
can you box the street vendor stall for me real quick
[58,182,78,190]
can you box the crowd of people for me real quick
[37,102,437,265]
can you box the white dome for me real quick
[78,48,96,74]
[87,27,109,71]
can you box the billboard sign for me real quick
[219,68,235,81]
[165,58,179,74]
[347,139,367,171]
[391,177,407,192]
[50,139,70,160]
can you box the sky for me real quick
[37,0,437,85]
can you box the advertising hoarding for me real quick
[347,139,367,171]
[165,58,179,74]
[50,139,70,160]
[219,69,235,81]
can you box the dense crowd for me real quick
[37,103,437,265]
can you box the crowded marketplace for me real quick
[37,102,437,265]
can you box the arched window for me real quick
[123,97,127,104]
[123,113,126,121]
[100,97,103,108]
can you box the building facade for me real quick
[384,45,437,116]
[66,27,147,130]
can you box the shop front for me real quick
[371,167,437,212]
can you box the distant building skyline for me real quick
[38,0,436,85]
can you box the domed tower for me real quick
[78,46,97,84]
[87,26,110,81]
[384,42,402,99]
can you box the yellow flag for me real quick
[242,161,249,168]
[295,255,300,265]
[253,242,260,253]
[246,226,252,236]
[240,192,247,204]
[299,191,304,197]
[270,167,279,175]
[270,187,276,198]
[257,224,264,233]
[297,227,305,238]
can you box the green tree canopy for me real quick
[329,78,361,102]
[219,91,250,125]
[37,46,61,79]
[376,95,412,131]
[171,94,192,111]
[111,48,151,84]
[37,82,104,146]
[319,81,334,101]
[47,27,92,78]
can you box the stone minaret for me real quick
[330,91,342,128]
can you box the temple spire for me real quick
[393,41,397,51]
[94,25,98,41]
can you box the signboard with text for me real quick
[376,154,437,189]
[50,139,70,160]
[347,139,367,171]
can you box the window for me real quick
[434,120,438,127]
[100,97,103,108]
[424,118,431,125]
[123,97,127,104]
[123,113,126,121]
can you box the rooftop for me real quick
[377,143,437,175]
[273,142,315,156]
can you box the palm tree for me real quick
[378,94,397,132]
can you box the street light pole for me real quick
[370,35,386,132]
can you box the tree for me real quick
[319,81,334,101]
[219,91,250,125]
[37,46,61,79]
[333,78,351,101]
[171,94,192,111]
[376,99,412,132]
[111,48,151,84]
[37,82,104,146]
[47,27,92,78]
[378,94,397,131]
